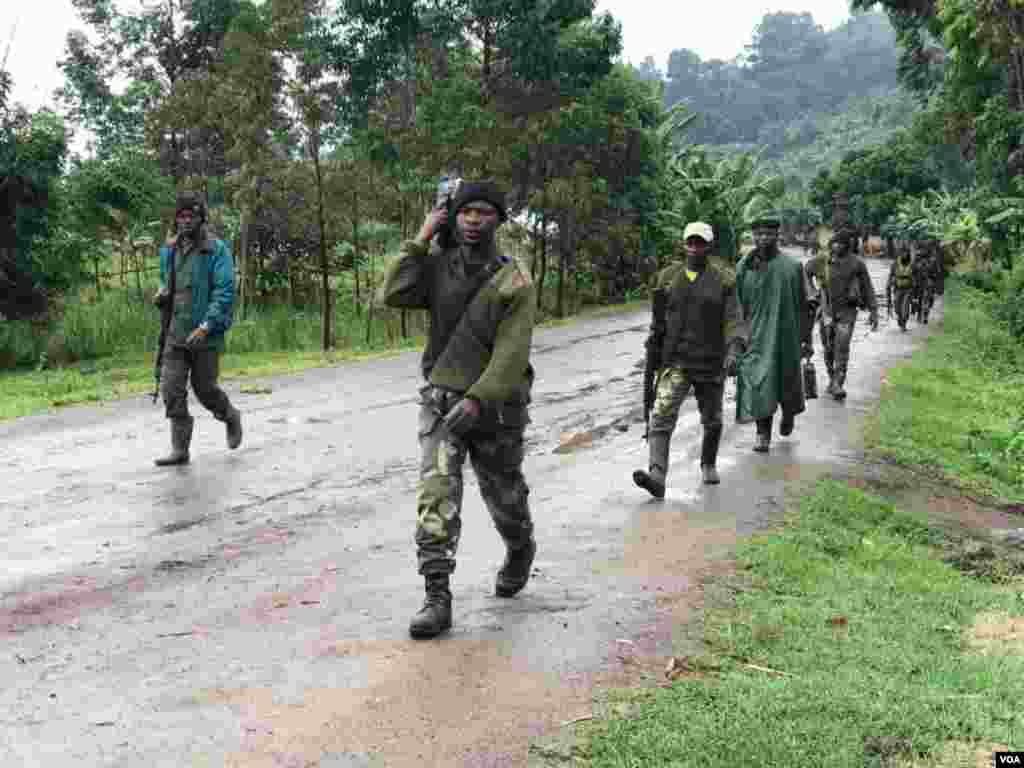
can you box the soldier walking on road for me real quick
[912,244,936,325]
[378,181,537,640]
[633,222,745,497]
[805,230,879,400]
[887,247,915,332]
[734,217,813,453]
[153,193,242,466]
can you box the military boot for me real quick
[700,424,722,485]
[633,432,670,498]
[154,416,194,466]
[409,574,452,639]
[225,407,243,450]
[779,411,795,437]
[831,368,847,401]
[495,537,536,597]
[753,418,771,453]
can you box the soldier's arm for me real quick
[376,240,432,310]
[860,261,878,313]
[723,279,747,354]
[465,275,536,404]
[202,241,236,333]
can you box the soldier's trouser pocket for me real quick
[415,401,468,575]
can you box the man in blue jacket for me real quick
[153,193,241,466]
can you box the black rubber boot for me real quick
[832,368,847,401]
[154,416,194,466]
[633,432,670,498]
[409,574,452,639]
[225,407,243,450]
[779,411,795,437]
[700,424,722,485]
[753,418,771,453]
[495,537,536,597]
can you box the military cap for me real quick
[683,221,714,242]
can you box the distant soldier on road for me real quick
[805,230,879,400]
[734,216,813,453]
[153,193,242,466]
[378,180,537,640]
[633,222,745,497]
[887,247,915,332]
[911,244,936,325]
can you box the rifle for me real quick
[152,245,177,403]
[642,289,667,441]
[886,282,893,318]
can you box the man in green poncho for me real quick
[735,217,813,453]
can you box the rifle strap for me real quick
[435,254,504,370]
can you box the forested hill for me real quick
[633,10,915,179]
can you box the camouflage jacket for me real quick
[377,239,536,406]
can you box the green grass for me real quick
[582,480,1024,767]
[865,279,1024,504]
[0,295,647,422]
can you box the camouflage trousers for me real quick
[648,366,724,437]
[161,345,233,422]
[820,314,856,380]
[415,391,532,576]
[893,288,912,328]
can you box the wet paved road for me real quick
[1,255,937,767]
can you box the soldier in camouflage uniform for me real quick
[804,230,879,400]
[887,247,915,332]
[633,222,745,496]
[153,193,242,466]
[378,181,536,639]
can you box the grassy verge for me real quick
[0,298,646,422]
[864,279,1024,504]
[580,480,1024,767]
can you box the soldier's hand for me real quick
[443,397,480,437]
[801,340,813,359]
[416,205,449,247]
[153,289,169,308]
[723,355,739,378]
[185,326,209,347]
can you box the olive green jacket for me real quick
[377,239,536,405]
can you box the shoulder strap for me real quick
[436,257,505,365]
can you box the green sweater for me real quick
[377,239,536,405]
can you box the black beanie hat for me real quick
[175,192,206,221]
[451,181,507,222]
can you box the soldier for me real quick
[887,247,915,332]
[153,193,242,466]
[805,230,879,400]
[632,222,745,497]
[735,217,813,453]
[912,244,935,324]
[377,181,537,640]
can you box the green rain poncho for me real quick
[734,249,810,424]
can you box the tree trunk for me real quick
[94,253,103,299]
[314,151,331,351]
[537,213,548,312]
[239,209,249,319]
[352,187,362,312]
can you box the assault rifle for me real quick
[152,246,177,403]
[642,289,667,441]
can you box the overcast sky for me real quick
[5,0,857,113]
